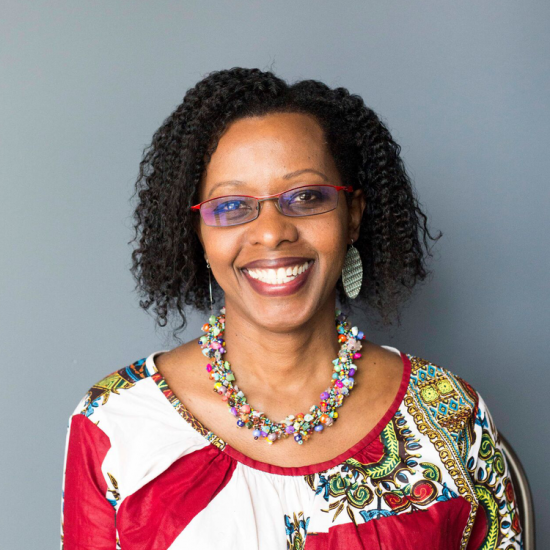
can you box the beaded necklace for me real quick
[198,306,365,445]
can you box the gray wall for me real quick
[1,1,548,547]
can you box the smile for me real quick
[241,260,315,297]
[243,260,312,285]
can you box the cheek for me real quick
[202,228,240,267]
[307,216,348,263]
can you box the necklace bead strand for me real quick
[198,306,365,445]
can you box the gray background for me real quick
[1,1,548,547]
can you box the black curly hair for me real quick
[129,67,441,342]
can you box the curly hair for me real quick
[129,67,441,342]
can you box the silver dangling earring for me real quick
[206,258,214,314]
[342,238,363,299]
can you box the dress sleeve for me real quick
[60,411,116,549]
[465,390,523,549]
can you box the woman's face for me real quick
[195,112,365,331]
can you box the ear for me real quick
[347,188,366,243]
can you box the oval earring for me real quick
[342,239,363,299]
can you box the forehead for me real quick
[203,112,334,183]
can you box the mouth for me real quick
[240,260,315,297]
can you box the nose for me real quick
[246,198,299,248]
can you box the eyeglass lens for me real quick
[200,185,340,227]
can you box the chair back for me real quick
[499,433,536,549]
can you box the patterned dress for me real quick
[60,346,523,549]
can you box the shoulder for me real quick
[72,355,157,422]
[405,353,483,435]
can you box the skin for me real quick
[155,112,404,466]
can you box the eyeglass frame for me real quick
[190,183,354,226]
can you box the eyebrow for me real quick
[206,168,329,198]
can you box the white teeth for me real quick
[245,261,312,285]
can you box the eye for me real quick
[213,199,248,213]
[288,188,323,203]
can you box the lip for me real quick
[241,256,314,270]
[241,260,315,297]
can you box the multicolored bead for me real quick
[199,306,364,445]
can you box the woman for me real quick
[60,67,522,549]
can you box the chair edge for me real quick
[499,432,536,549]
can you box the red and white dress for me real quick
[60,346,523,549]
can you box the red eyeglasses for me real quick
[190,184,354,227]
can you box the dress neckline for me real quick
[145,346,412,477]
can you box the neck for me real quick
[219,297,344,415]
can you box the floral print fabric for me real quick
[60,346,523,549]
